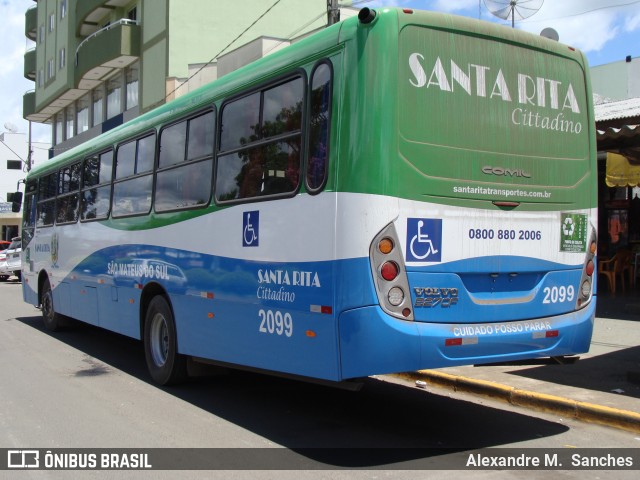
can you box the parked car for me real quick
[0,241,10,281]
[0,237,22,281]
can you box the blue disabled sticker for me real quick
[406,218,442,262]
[243,211,259,247]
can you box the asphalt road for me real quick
[1,279,638,479]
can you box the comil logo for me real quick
[482,166,532,178]
[8,450,39,468]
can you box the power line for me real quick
[165,0,284,100]
[262,10,329,57]
[0,138,27,165]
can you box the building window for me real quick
[128,7,137,22]
[49,13,55,33]
[38,24,44,43]
[65,105,74,140]
[106,75,122,119]
[77,94,90,134]
[55,113,63,145]
[59,48,66,69]
[6,160,22,170]
[37,69,43,88]
[126,63,139,109]
[93,88,104,126]
[60,0,67,19]
[47,58,54,80]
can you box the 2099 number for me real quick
[543,285,575,304]
[259,309,293,337]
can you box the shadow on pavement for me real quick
[13,313,570,468]
[494,346,640,400]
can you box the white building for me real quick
[0,131,50,241]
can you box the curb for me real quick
[400,370,640,434]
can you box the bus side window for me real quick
[56,162,81,224]
[112,134,155,218]
[36,172,57,227]
[155,110,214,212]
[22,180,38,245]
[307,61,332,192]
[216,76,303,203]
[81,150,113,221]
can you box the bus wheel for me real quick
[41,278,64,331]
[144,296,188,386]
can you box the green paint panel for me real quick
[335,9,596,211]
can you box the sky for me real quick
[1,0,639,148]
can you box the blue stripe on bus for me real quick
[37,245,593,381]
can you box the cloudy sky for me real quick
[364,0,640,64]
[2,0,639,147]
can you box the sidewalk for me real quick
[405,292,640,433]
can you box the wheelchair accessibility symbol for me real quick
[243,211,259,247]
[406,218,442,262]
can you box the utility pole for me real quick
[27,121,32,172]
[327,0,340,26]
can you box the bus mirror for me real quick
[10,192,23,213]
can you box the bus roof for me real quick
[29,7,589,178]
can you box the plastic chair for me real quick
[598,249,633,294]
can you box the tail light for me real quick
[370,223,413,320]
[576,226,597,309]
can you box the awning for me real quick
[606,152,640,187]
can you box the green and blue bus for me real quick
[19,7,597,386]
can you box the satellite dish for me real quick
[540,27,559,41]
[4,122,18,133]
[483,0,544,28]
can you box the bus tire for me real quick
[41,278,65,331]
[144,296,188,386]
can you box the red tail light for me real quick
[381,261,399,281]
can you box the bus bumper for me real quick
[338,300,595,379]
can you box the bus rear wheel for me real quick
[144,296,188,386]
[41,278,65,331]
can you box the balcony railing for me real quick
[24,48,36,81]
[25,5,37,41]
[75,19,139,66]
[23,90,36,119]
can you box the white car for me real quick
[0,237,22,281]
[0,240,10,281]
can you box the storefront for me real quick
[595,98,640,290]
[0,203,21,242]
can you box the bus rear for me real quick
[337,9,597,378]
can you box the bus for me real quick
[18,7,597,387]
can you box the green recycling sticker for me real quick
[560,213,588,252]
